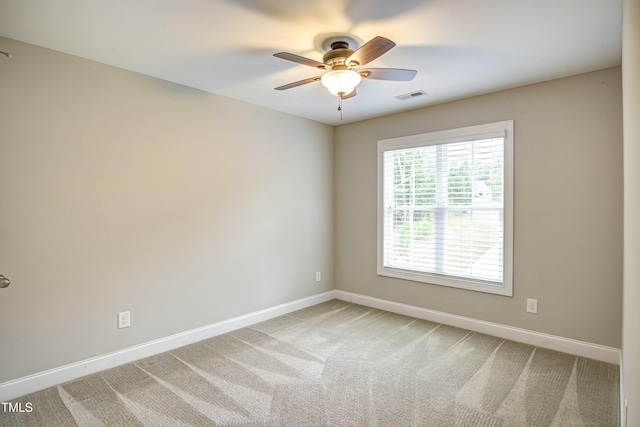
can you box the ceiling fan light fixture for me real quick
[321,69,362,97]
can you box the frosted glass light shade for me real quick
[321,70,362,97]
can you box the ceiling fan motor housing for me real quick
[323,41,357,69]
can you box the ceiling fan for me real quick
[273,36,417,100]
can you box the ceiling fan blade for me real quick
[342,88,357,99]
[274,76,322,91]
[347,36,396,67]
[360,68,417,81]
[273,52,327,69]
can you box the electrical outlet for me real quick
[316,271,321,282]
[118,311,130,329]
[526,299,538,314]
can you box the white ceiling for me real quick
[0,0,622,126]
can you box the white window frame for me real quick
[377,121,514,296]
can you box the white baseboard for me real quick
[0,291,336,402]
[1,289,621,402]
[334,290,621,365]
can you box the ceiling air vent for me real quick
[395,90,427,101]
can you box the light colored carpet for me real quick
[1,300,619,426]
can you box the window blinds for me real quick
[382,137,504,283]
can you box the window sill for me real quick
[377,266,513,296]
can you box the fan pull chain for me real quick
[338,95,343,120]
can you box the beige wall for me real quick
[335,67,623,348]
[0,38,334,383]
[623,0,640,424]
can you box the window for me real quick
[377,121,514,296]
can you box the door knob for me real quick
[0,275,10,288]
